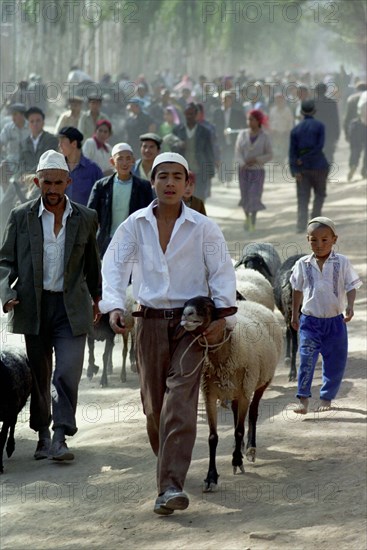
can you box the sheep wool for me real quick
[201,301,282,402]
[235,267,275,311]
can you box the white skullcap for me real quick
[152,152,189,174]
[111,142,133,156]
[36,150,69,172]
[308,217,337,235]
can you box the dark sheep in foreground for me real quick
[180,296,282,492]
[274,254,304,381]
[0,349,32,473]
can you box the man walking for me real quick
[99,152,236,514]
[0,150,101,461]
[289,100,329,233]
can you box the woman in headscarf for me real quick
[82,119,113,175]
[234,109,273,231]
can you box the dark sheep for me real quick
[235,242,282,286]
[274,254,304,381]
[0,349,32,473]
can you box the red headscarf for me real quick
[93,119,112,151]
[248,109,268,128]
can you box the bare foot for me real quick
[315,399,332,412]
[294,397,309,414]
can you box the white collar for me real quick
[38,195,73,218]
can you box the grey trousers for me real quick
[25,292,86,437]
[135,317,204,494]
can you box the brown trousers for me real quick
[135,317,204,494]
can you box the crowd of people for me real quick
[1,67,366,233]
[0,65,364,516]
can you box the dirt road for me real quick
[1,139,366,550]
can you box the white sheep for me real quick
[235,266,275,311]
[180,296,282,492]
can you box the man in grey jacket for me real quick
[0,150,101,462]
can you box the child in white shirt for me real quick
[290,216,362,413]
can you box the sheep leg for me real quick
[121,333,128,383]
[6,421,16,458]
[87,336,99,379]
[231,398,239,426]
[246,382,270,463]
[100,338,114,387]
[0,422,10,473]
[289,326,298,382]
[232,396,249,475]
[285,326,292,361]
[130,331,137,373]
[203,397,219,492]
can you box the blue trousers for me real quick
[297,314,348,401]
[25,292,86,436]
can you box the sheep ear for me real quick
[173,325,187,341]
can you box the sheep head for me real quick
[181,296,216,333]
[236,254,272,280]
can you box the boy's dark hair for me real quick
[26,107,45,120]
[185,102,198,114]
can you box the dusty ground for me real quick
[0,138,366,550]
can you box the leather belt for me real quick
[43,290,63,295]
[132,306,184,320]
[132,305,238,320]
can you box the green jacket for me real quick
[0,198,101,336]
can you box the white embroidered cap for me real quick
[152,152,189,174]
[308,217,337,235]
[36,150,69,172]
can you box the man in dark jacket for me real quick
[313,83,340,164]
[289,100,329,233]
[124,99,156,154]
[173,102,215,201]
[212,91,246,183]
[87,142,154,256]
[19,107,59,175]
[0,150,101,462]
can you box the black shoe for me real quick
[48,440,74,461]
[154,487,189,515]
[34,439,51,460]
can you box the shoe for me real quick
[48,440,74,461]
[34,439,51,460]
[154,487,189,515]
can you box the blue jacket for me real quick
[65,154,103,206]
[289,116,329,176]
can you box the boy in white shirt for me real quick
[291,216,362,414]
[99,152,237,515]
